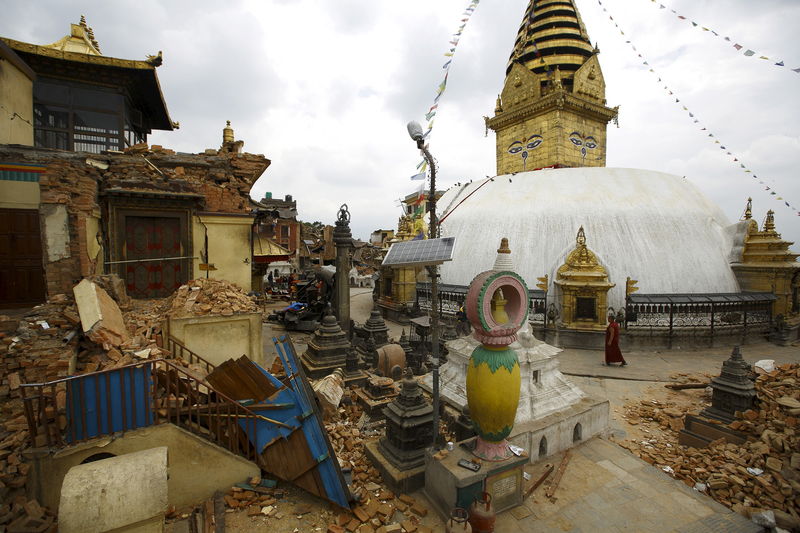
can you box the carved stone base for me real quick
[473,438,513,462]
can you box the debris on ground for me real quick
[0,276,259,524]
[0,495,56,532]
[617,365,800,521]
[313,369,346,420]
[166,278,258,318]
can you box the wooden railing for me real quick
[19,359,266,464]
[163,336,217,374]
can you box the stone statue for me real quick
[547,303,560,327]
[616,307,626,327]
[337,204,350,225]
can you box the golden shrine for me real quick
[554,227,614,331]
[732,199,800,317]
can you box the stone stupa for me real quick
[423,242,609,460]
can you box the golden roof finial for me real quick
[497,237,511,254]
[79,15,87,28]
[764,210,775,232]
[744,197,752,220]
[223,120,234,144]
[86,26,100,53]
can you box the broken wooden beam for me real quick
[545,450,571,500]
[665,382,709,390]
[524,463,554,500]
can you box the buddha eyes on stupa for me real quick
[526,135,542,149]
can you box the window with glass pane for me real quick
[32,78,129,152]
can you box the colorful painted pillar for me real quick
[465,238,529,461]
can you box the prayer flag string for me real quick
[596,0,799,216]
[642,0,800,74]
[412,0,481,179]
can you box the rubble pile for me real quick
[0,495,55,532]
[326,390,383,497]
[326,490,433,533]
[217,477,287,520]
[618,365,800,521]
[166,279,258,318]
[0,299,77,400]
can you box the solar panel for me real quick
[381,237,456,267]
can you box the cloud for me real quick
[1,0,798,243]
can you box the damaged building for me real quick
[0,19,270,307]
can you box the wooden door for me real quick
[0,208,46,307]
[123,215,185,298]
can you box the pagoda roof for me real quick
[1,27,175,131]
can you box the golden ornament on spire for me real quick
[223,120,234,144]
[497,237,511,254]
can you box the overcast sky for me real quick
[2,0,799,244]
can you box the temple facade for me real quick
[417,0,799,347]
[486,0,617,173]
[0,19,270,306]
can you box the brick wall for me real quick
[0,145,270,298]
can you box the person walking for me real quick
[604,312,627,366]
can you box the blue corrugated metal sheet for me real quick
[233,337,350,509]
[66,364,153,442]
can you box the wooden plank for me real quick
[545,450,571,500]
[524,463,554,500]
[213,491,225,533]
[205,357,278,401]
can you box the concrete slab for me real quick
[73,278,130,347]
[59,447,167,533]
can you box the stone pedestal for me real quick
[678,414,748,448]
[301,310,351,379]
[362,305,390,346]
[701,345,756,424]
[423,439,528,520]
[422,323,608,461]
[359,333,379,372]
[366,371,433,492]
[343,347,368,388]
[354,376,399,418]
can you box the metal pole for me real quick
[418,139,441,449]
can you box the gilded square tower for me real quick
[486,0,618,174]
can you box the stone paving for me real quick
[496,437,762,533]
[267,289,791,532]
[557,342,800,382]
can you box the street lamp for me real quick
[407,120,442,449]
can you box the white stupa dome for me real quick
[437,167,740,309]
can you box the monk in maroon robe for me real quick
[605,313,627,366]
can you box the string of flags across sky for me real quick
[596,0,799,216]
[643,0,800,74]
[409,0,481,188]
